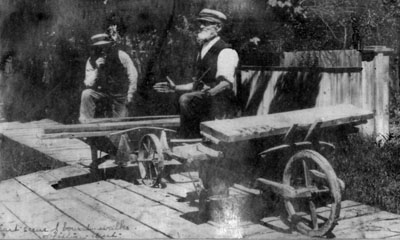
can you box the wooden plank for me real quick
[201,104,373,143]
[250,201,398,239]
[86,115,179,124]
[333,211,400,239]
[248,231,308,239]
[43,165,90,180]
[75,180,218,238]
[333,210,400,232]
[59,187,167,239]
[240,66,363,73]
[386,233,400,239]
[0,178,95,239]
[240,224,276,238]
[342,218,400,239]
[311,202,381,222]
[339,200,365,208]
[0,119,59,131]
[52,187,166,239]
[41,131,116,139]
[363,46,394,55]
[282,50,361,68]
[246,200,367,238]
[0,202,40,239]
[338,203,381,220]
[109,179,198,213]
[43,118,180,134]
[16,172,167,239]
[105,176,384,238]
[1,126,97,167]
[109,179,291,239]
[110,173,196,199]
[0,178,36,202]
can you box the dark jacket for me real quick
[91,49,129,95]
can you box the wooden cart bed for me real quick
[200,104,374,143]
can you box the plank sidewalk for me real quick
[1,120,400,238]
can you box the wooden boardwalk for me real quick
[1,120,400,239]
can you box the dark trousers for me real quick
[178,90,237,138]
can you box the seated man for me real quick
[79,33,138,167]
[79,33,138,123]
[154,9,239,138]
[154,9,239,216]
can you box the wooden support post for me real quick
[90,145,98,168]
[360,46,393,137]
[283,124,298,144]
[304,120,322,142]
[115,134,131,166]
[375,52,390,138]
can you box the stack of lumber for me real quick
[41,115,180,139]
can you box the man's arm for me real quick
[84,58,97,87]
[119,50,138,102]
[153,77,193,92]
[206,48,239,96]
[176,82,194,91]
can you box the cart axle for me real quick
[256,178,328,199]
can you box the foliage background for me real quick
[1,0,400,123]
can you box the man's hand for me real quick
[95,57,105,68]
[153,76,176,93]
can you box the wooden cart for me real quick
[130,104,373,237]
[42,104,373,237]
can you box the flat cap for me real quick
[91,33,112,46]
[197,8,227,24]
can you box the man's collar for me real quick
[202,36,220,49]
[201,36,220,59]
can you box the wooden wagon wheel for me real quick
[137,134,165,188]
[282,149,341,237]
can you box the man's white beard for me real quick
[197,29,217,45]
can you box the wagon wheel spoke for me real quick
[147,137,151,151]
[143,142,150,153]
[309,200,319,230]
[147,162,153,180]
[151,151,157,162]
[303,160,311,187]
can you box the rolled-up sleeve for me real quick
[118,50,138,94]
[216,49,239,84]
[84,58,97,87]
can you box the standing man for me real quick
[154,9,239,138]
[79,33,138,123]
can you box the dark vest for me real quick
[194,38,231,90]
[92,49,129,95]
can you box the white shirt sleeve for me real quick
[84,58,98,87]
[118,50,138,94]
[216,48,239,84]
